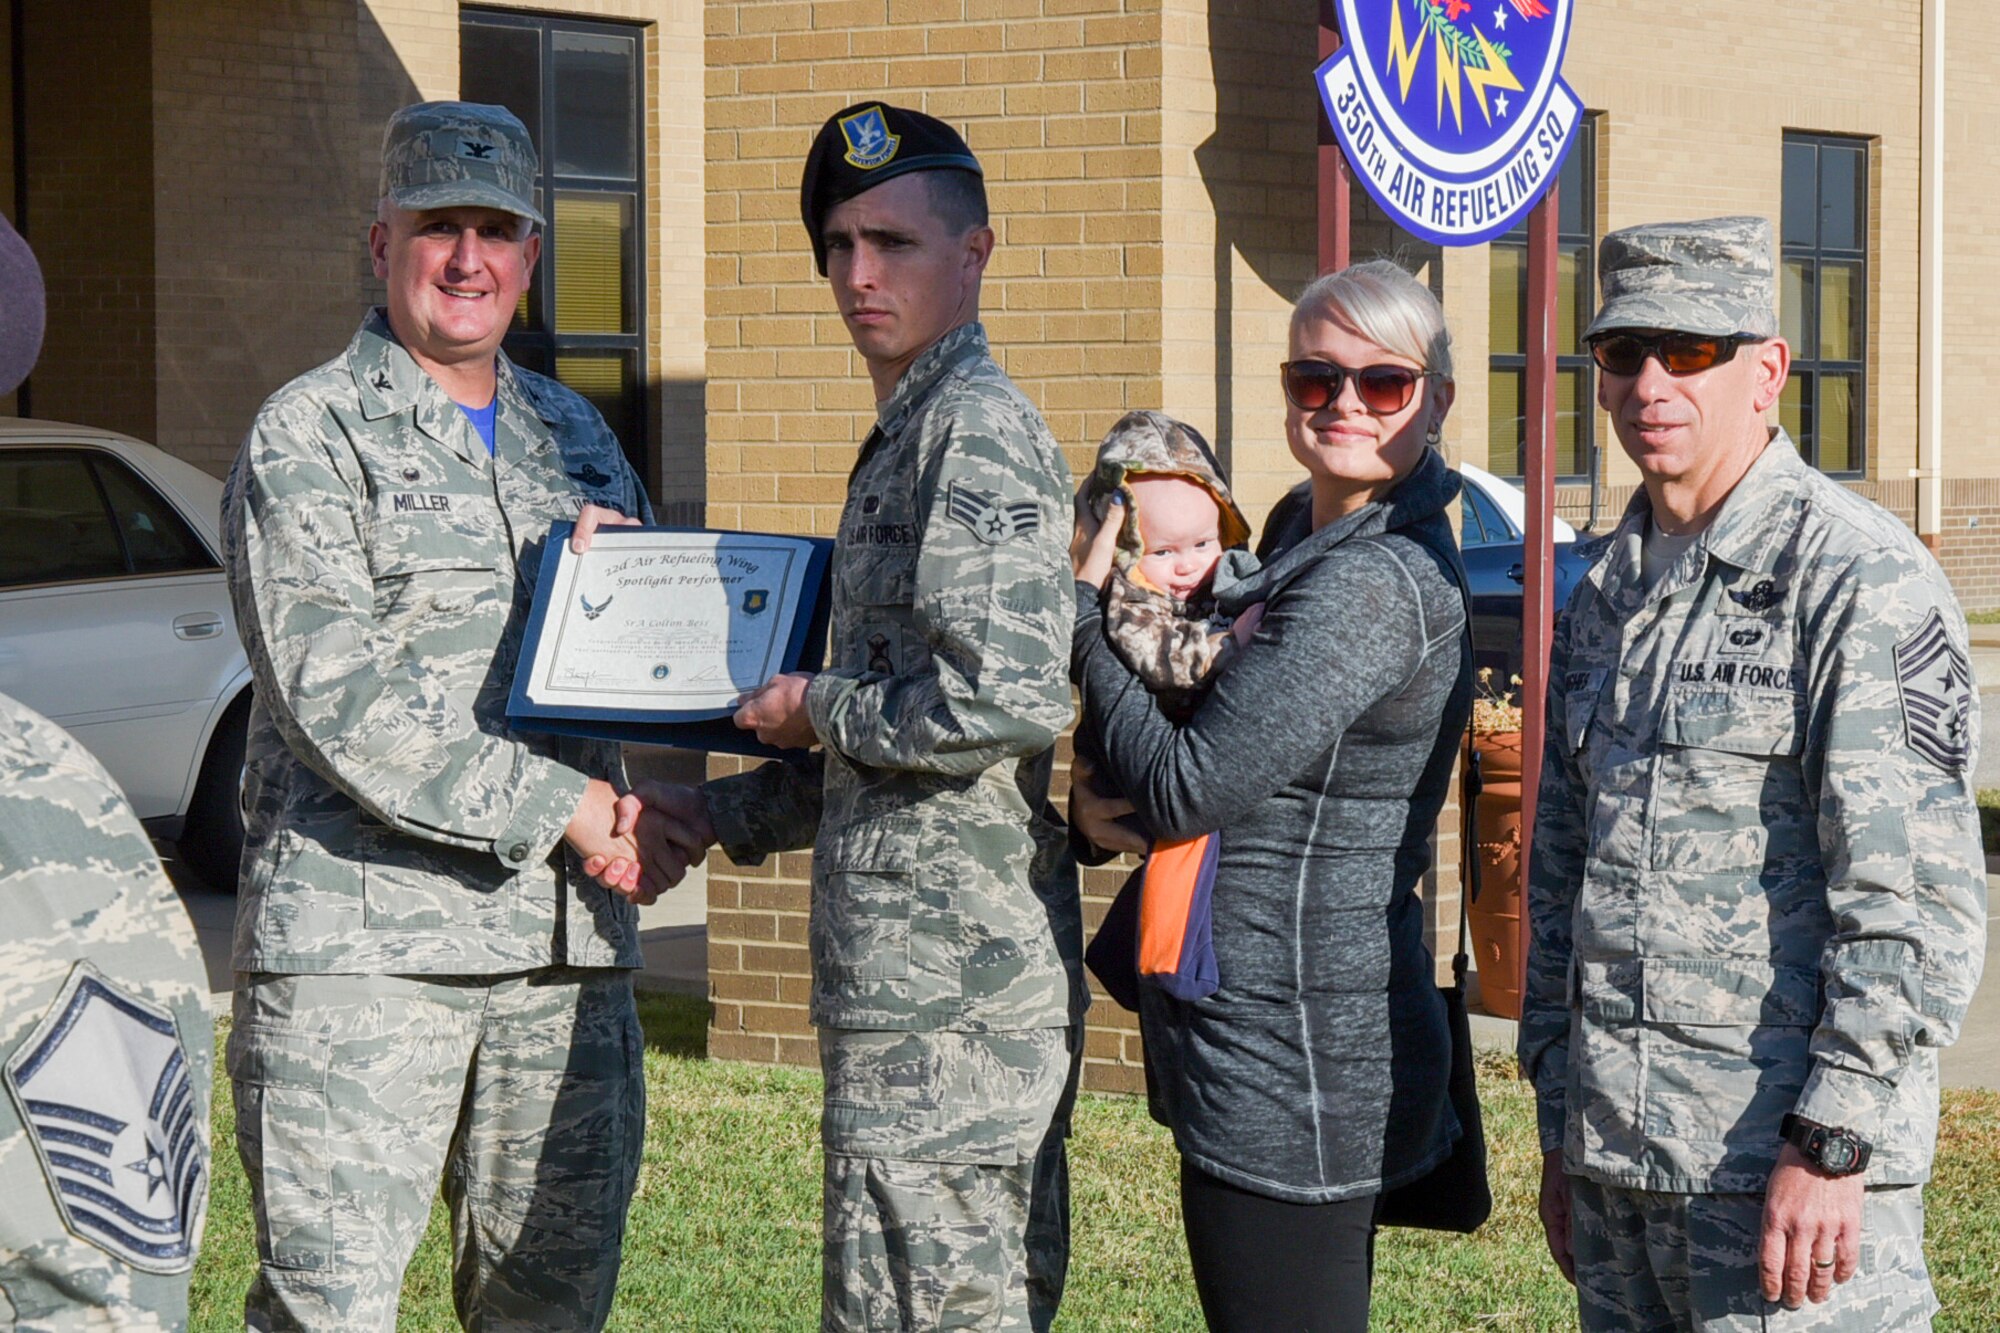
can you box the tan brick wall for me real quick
[702,0,1167,1082]
[51,0,701,495]
[19,0,157,443]
[1940,1,2000,602]
[147,0,386,475]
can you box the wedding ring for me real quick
[1813,1258,1835,1269]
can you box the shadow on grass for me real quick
[635,989,710,1059]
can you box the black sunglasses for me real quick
[1279,360,1439,415]
[1587,331,1761,377]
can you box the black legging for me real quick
[1179,1159,1378,1332]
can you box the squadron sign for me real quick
[1318,0,1583,246]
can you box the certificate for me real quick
[507,524,832,757]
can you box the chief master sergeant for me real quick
[222,101,686,1331]
[597,103,1087,1330]
[1521,216,1987,1330]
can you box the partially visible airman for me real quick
[1,690,213,1332]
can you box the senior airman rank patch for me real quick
[946,481,1039,545]
[1894,608,1973,771]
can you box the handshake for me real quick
[562,779,718,906]
[555,505,823,905]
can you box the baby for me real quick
[1078,411,1260,720]
[1075,411,1263,1006]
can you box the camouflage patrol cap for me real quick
[800,102,982,276]
[379,101,544,227]
[1583,215,1778,342]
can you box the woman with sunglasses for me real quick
[1069,259,1473,1331]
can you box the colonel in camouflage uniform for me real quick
[0,692,213,1333]
[1521,216,1987,1331]
[221,103,667,1332]
[637,103,1086,1331]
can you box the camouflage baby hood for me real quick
[1081,410,1250,588]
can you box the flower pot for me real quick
[1465,730,1525,1020]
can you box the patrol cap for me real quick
[0,213,45,398]
[799,102,983,275]
[1583,215,1778,342]
[380,101,545,227]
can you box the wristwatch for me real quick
[1780,1114,1873,1176]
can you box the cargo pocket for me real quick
[1639,957,1815,1146]
[1648,686,1802,871]
[813,821,922,983]
[227,1023,334,1272]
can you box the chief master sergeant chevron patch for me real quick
[1894,607,1974,771]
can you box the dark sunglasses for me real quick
[1279,360,1439,414]
[1586,331,1761,377]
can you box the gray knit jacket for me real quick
[1072,446,1473,1203]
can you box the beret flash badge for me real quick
[839,106,900,169]
[946,480,1040,545]
[1894,608,1973,770]
[4,966,207,1272]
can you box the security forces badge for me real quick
[4,965,207,1272]
[839,106,900,169]
[946,480,1040,545]
[1894,607,1974,770]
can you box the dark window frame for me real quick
[1488,114,1597,485]
[461,8,650,480]
[1781,131,1869,478]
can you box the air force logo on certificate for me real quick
[4,964,208,1273]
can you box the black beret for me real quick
[0,214,44,399]
[799,102,981,276]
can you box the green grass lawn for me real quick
[189,993,2000,1331]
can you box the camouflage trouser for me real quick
[228,968,643,1333]
[1569,1177,1937,1331]
[819,1026,1081,1332]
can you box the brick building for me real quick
[3,0,1995,1089]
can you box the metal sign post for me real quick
[1317,3,1350,274]
[1518,189,1559,1001]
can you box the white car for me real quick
[0,419,251,886]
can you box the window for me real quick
[0,449,213,589]
[1780,133,1868,475]
[462,11,647,479]
[1459,478,1516,549]
[1488,116,1596,482]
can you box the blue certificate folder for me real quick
[506,522,834,760]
